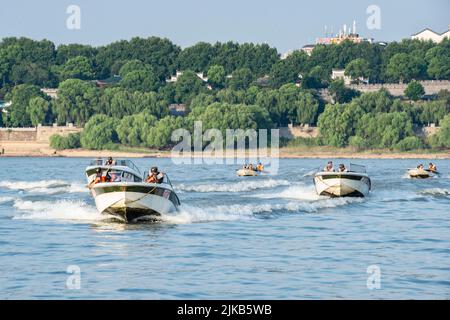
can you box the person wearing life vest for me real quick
[256,163,264,172]
[89,168,103,188]
[146,167,164,184]
[324,161,334,172]
[428,163,437,173]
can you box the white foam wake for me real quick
[419,188,450,196]
[0,196,15,204]
[253,184,323,201]
[12,199,103,221]
[0,180,87,194]
[176,179,290,193]
[160,197,362,224]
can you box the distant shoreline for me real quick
[1,144,449,159]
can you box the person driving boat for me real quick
[146,167,164,184]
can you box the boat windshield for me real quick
[89,169,142,183]
[89,159,141,174]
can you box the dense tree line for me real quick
[1,36,449,91]
[0,36,449,151]
[317,89,450,150]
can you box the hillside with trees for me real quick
[1,36,449,151]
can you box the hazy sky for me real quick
[0,0,448,52]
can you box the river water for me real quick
[0,157,449,299]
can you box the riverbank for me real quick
[1,141,449,159]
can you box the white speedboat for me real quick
[85,159,180,222]
[314,164,371,197]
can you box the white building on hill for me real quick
[411,25,450,43]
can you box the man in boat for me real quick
[417,164,424,170]
[323,161,334,172]
[428,163,437,173]
[88,168,111,188]
[105,157,114,166]
[256,163,264,172]
[338,164,347,172]
[88,168,103,188]
[146,166,164,184]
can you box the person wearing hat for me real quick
[146,166,164,184]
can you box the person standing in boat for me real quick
[323,161,334,172]
[146,167,164,184]
[105,157,114,166]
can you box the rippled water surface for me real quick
[0,157,449,299]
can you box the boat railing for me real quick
[89,158,141,174]
[316,163,367,173]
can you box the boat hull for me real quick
[91,183,180,222]
[408,169,431,179]
[236,169,258,176]
[314,172,371,197]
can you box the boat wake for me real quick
[12,199,104,221]
[176,179,290,193]
[253,184,323,201]
[418,188,450,197]
[160,197,363,224]
[0,180,87,194]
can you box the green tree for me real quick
[27,96,50,126]
[10,62,51,86]
[345,58,370,83]
[59,56,95,80]
[7,84,43,126]
[385,53,426,83]
[207,65,226,88]
[425,44,450,80]
[269,51,308,88]
[317,103,363,147]
[177,42,215,72]
[120,69,161,92]
[50,132,81,150]
[118,59,149,77]
[432,114,450,148]
[355,112,414,148]
[80,114,119,150]
[146,116,185,148]
[329,79,358,104]
[404,80,425,101]
[394,136,423,151]
[296,91,320,125]
[54,79,99,125]
[116,112,157,146]
[227,68,254,90]
[174,70,204,103]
